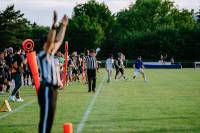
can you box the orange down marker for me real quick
[22,39,40,94]
[63,123,73,133]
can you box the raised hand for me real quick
[61,15,68,26]
[53,10,57,27]
[51,13,68,54]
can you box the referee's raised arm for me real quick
[37,11,68,133]
[52,15,68,55]
[44,11,57,54]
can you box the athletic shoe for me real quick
[8,95,15,102]
[16,97,24,102]
[0,91,4,94]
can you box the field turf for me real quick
[0,68,200,133]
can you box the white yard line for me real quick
[76,75,106,133]
[0,99,36,120]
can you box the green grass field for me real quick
[0,69,200,133]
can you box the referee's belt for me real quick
[40,81,59,88]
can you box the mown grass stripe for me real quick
[76,74,106,133]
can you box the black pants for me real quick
[11,73,22,98]
[38,82,57,133]
[87,69,96,92]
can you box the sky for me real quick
[1,0,200,26]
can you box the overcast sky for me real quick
[1,0,200,26]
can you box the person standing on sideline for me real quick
[8,46,24,102]
[85,49,97,92]
[4,48,13,93]
[133,56,147,82]
[105,54,114,83]
[0,52,6,94]
[37,11,68,133]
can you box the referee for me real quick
[85,49,97,92]
[37,11,68,133]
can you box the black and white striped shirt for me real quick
[37,50,61,86]
[85,55,97,70]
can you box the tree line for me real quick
[0,0,200,60]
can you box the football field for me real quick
[0,69,200,133]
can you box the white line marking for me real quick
[76,75,106,133]
[0,99,36,120]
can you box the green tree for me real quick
[0,5,31,48]
[73,0,114,35]
[67,15,104,53]
[195,9,200,23]
[67,0,114,54]
[108,0,200,60]
[30,23,49,52]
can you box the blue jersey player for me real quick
[133,56,147,82]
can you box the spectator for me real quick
[0,52,6,94]
[8,46,24,102]
[4,47,13,92]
